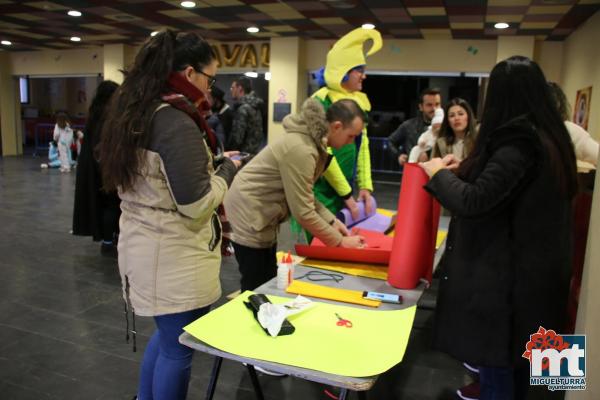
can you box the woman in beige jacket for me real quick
[98,31,238,400]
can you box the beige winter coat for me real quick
[224,99,343,248]
[118,105,236,316]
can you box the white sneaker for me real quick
[463,362,479,374]
[40,163,48,168]
[243,363,287,377]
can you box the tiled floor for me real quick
[0,154,470,399]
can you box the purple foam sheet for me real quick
[336,196,390,232]
[354,213,392,232]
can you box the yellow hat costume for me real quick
[314,27,383,111]
[292,28,383,241]
[300,26,383,233]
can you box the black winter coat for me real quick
[72,118,120,241]
[425,118,573,369]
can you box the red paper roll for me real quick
[387,163,440,289]
[295,229,393,265]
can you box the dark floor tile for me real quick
[0,380,57,400]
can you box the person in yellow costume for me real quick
[312,28,382,221]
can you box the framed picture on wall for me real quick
[573,86,592,130]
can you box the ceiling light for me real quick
[1,40,12,46]
[150,31,158,37]
[70,36,81,42]
[67,10,81,17]
[244,71,258,78]
[494,22,509,29]
[181,1,196,8]
[247,27,259,33]
[264,72,271,81]
[362,23,375,30]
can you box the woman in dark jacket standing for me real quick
[72,80,120,256]
[420,56,577,399]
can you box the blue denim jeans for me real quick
[138,306,210,400]
[479,366,514,400]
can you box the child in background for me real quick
[40,140,62,169]
[409,107,444,162]
[53,112,74,172]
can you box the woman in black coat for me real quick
[420,56,577,399]
[72,80,120,256]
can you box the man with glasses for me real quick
[228,76,265,154]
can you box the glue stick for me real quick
[286,252,294,282]
[277,255,290,289]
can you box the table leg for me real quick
[205,356,223,400]
[338,388,348,400]
[245,365,266,400]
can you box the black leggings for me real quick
[232,242,277,292]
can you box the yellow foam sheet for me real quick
[301,258,388,280]
[184,292,416,377]
[436,230,448,249]
[377,208,396,217]
[286,279,381,307]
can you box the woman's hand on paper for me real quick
[340,235,366,248]
[442,154,461,171]
[332,218,349,236]
[419,157,445,177]
[420,155,459,177]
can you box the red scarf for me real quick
[162,72,218,154]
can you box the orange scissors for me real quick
[335,313,353,328]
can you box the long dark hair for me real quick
[439,98,477,146]
[548,81,570,121]
[86,80,119,150]
[459,56,577,198]
[98,30,215,192]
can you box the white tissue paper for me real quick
[257,295,314,337]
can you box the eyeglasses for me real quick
[197,70,217,88]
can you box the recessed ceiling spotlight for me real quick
[150,31,158,37]
[264,72,271,81]
[1,40,12,46]
[70,36,81,42]
[181,1,196,8]
[67,10,81,17]
[362,23,375,30]
[494,22,509,29]
[247,26,259,33]
[244,71,258,78]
